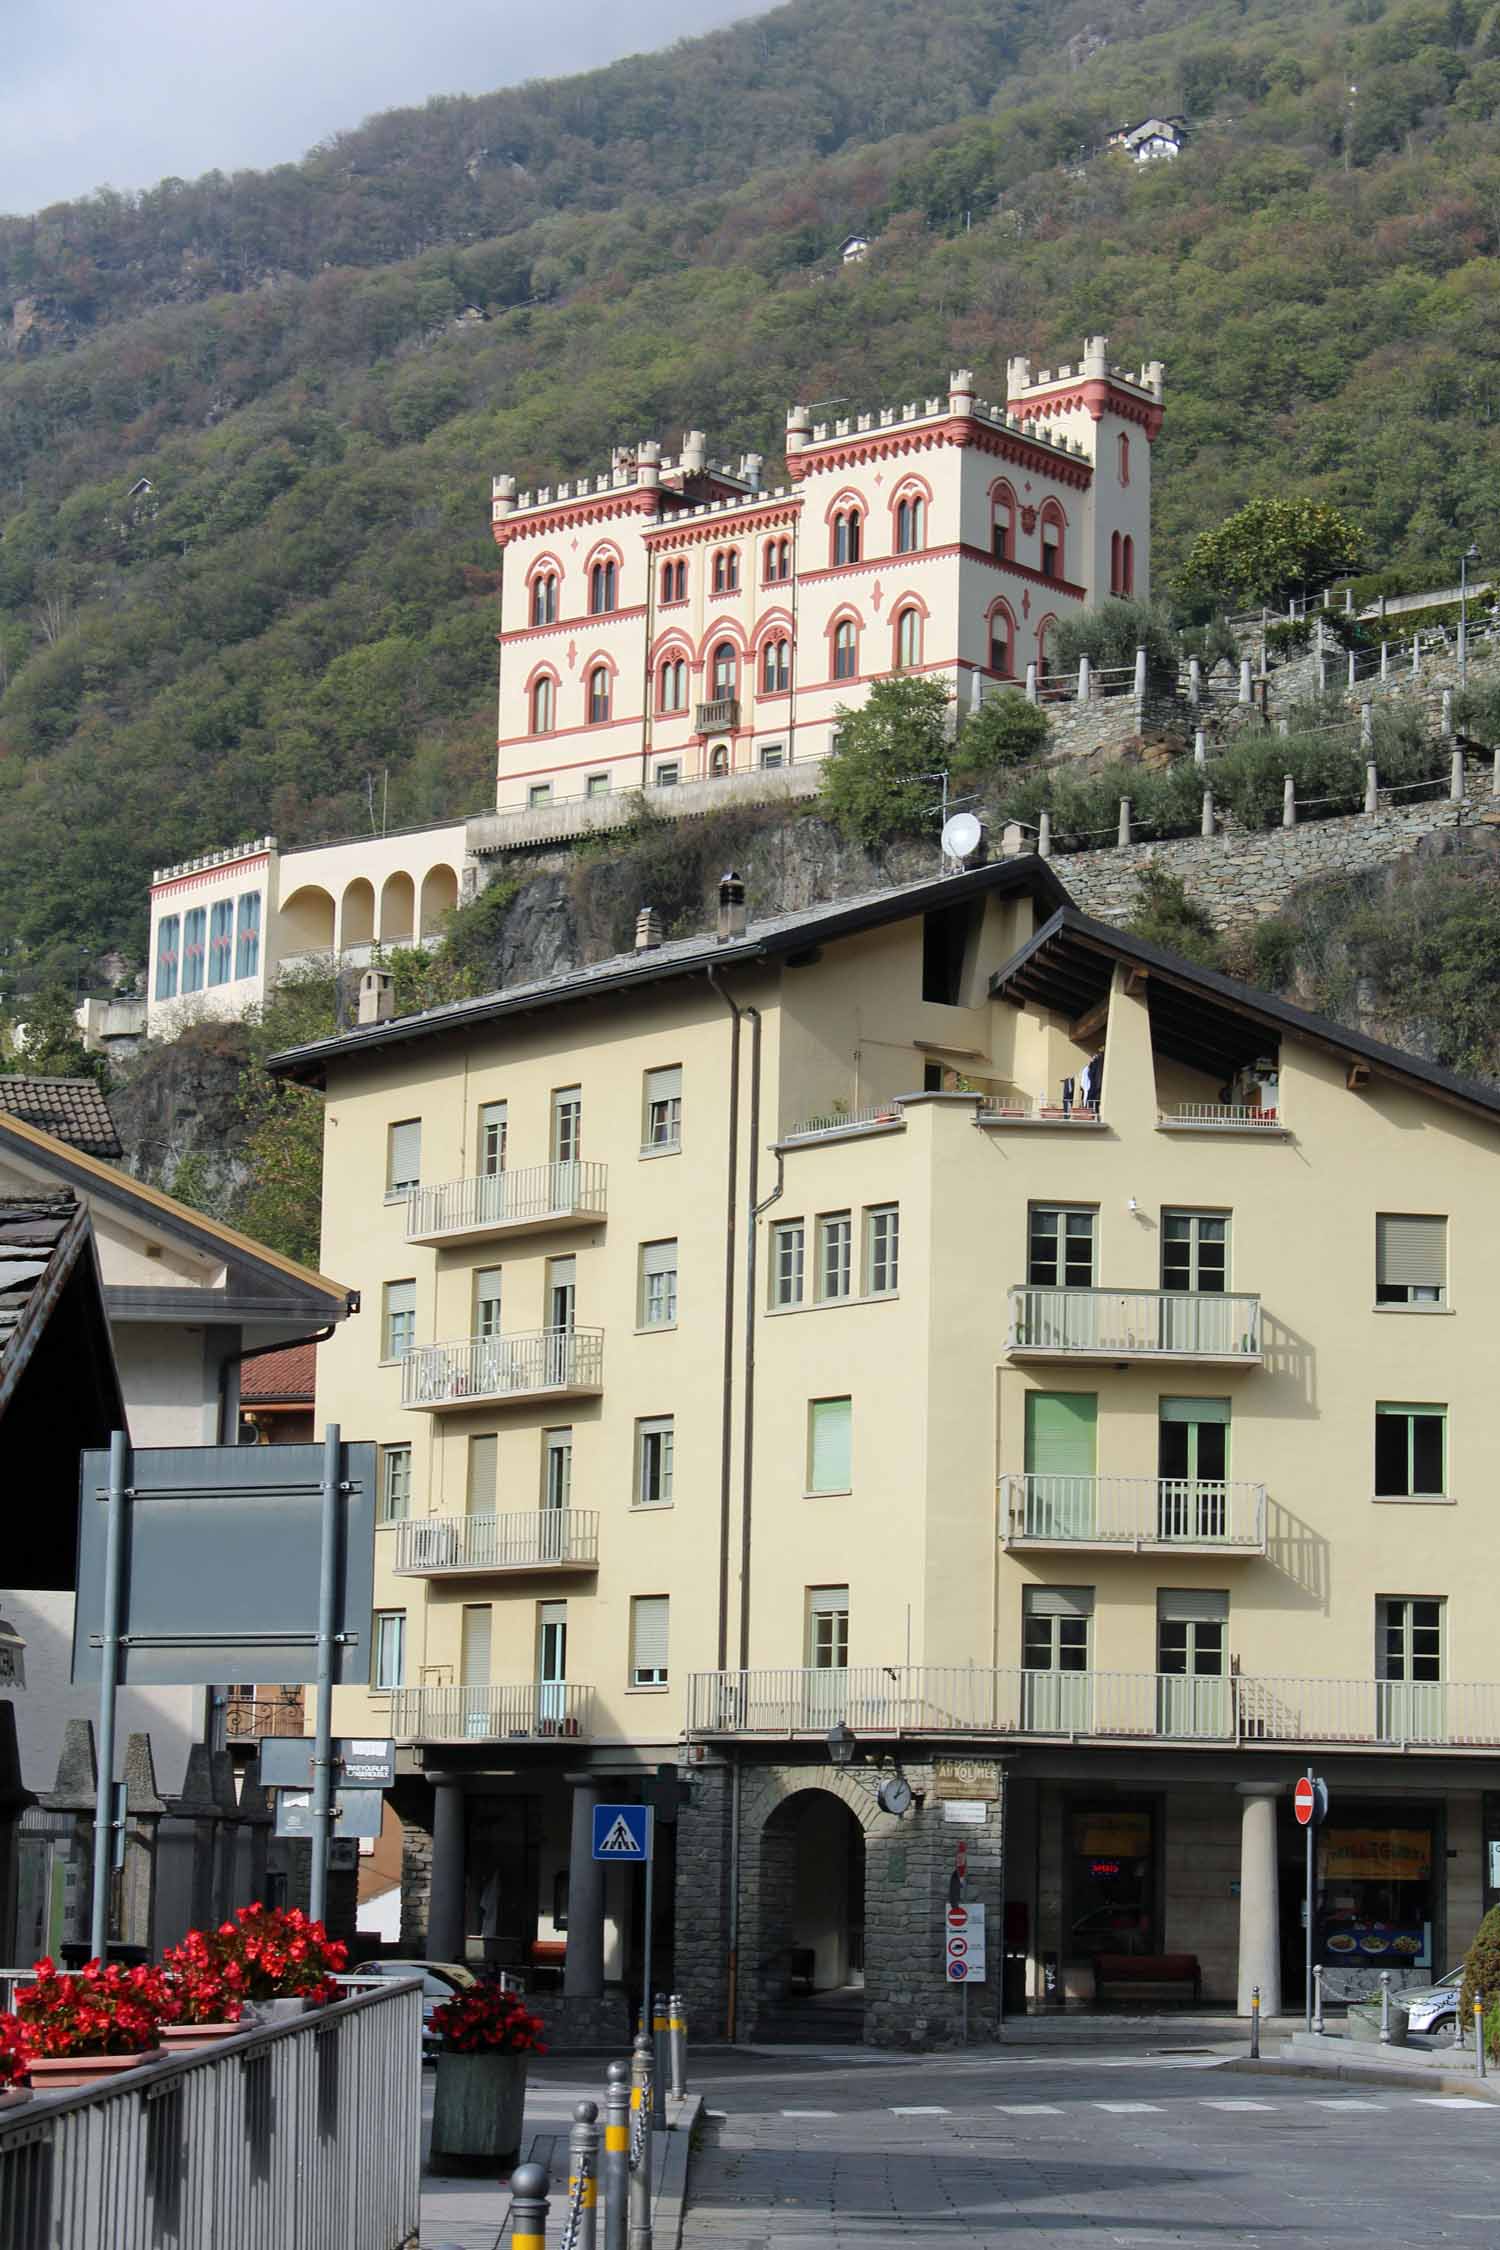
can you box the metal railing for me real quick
[394,1507,599,1575]
[781,1101,904,1142]
[694,697,740,732]
[976,1093,1038,1118]
[1008,1286,1262,1358]
[401,1327,604,1408]
[217,1691,306,1745]
[0,1977,421,2250]
[1157,1103,1283,1130]
[999,1472,1267,1550]
[406,1160,607,1241]
[390,1681,593,1742]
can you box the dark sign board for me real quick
[72,1442,376,1687]
[259,1737,395,1790]
[275,1788,385,1842]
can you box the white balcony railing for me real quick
[1008,1286,1261,1359]
[406,1160,607,1242]
[999,1472,1266,1551]
[391,1681,593,1742]
[401,1327,604,1409]
[1157,1104,1284,1131]
[394,1507,599,1576]
[781,1101,904,1143]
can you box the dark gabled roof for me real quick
[0,1192,123,1431]
[0,1075,121,1158]
[268,857,1070,1087]
[990,907,1500,1125]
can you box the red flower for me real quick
[428,1983,546,2056]
[10,1959,172,2059]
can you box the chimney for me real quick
[357,969,396,1026]
[717,869,747,945]
[635,905,663,952]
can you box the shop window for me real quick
[1376,1214,1446,1306]
[1315,1809,1436,1991]
[1067,1805,1155,1959]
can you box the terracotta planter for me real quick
[160,2019,246,2049]
[428,2050,527,2175]
[26,2048,165,2091]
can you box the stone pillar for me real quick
[1133,644,1148,701]
[1451,748,1465,804]
[1380,641,1390,680]
[1201,791,1214,838]
[1412,633,1422,675]
[1188,656,1201,707]
[1365,762,1379,814]
[1037,809,1052,859]
[672,1762,734,2039]
[1239,657,1253,705]
[429,1782,467,1964]
[1282,773,1296,829]
[1237,1786,1281,2016]
[1360,701,1373,747]
[1347,649,1357,691]
[1442,687,1454,741]
[1077,655,1091,702]
[1117,797,1131,847]
[1024,661,1038,705]
[564,1780,605,1998]
[1193,727,1206,766]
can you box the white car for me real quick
[1401,1966,1464,2040]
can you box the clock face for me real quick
[877,1775,913,1818]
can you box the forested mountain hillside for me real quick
[4,0,1500,983]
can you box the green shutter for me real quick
[1024,1393,1098,1476]
[810,1398,852,1491]
[1159,1396,1231,1425]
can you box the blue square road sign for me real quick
[592,1803,651,1861]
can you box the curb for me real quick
[652,2092,703,2250]
[1221,2054,1500,2102]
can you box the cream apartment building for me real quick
[271,855,1500,2041]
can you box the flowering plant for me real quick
[158,1928,247,2024]
[6,1958,171,2058]
[184,1904,347,2005]
[428,1982,546,2055]
[0,2014,28,2086]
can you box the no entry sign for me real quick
[944,1902,986,1984]
[1294,1775,1328,1827]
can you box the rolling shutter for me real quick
[1376,1215,1445,1290]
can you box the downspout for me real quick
[216,1321,338,1446]
[706,965,741,1672]
[739,1058,783,1671]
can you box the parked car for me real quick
[357,1959,477,2058]
[1401,1966,1464,2041]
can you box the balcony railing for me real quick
[686,1665,1500,1751]
[694,697,739,732]
[406,1159,607,1244]
[782,1101,904,1143]
[217,1690,307,1745]
[1008,1286,1261,1361]
[391,1681,593,1743]
[999,1473,1266,1552]
[394,1507,599,1576]
[1158,1104,1285,1132]
[401,1327,604,1409]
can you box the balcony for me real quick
[1157,1102,1287,1134]
[391,1681,593,1743]
[999,1473,1266,1554]
[215,1688,306,1746]
[406,1159,607,1245]
[1008,1286,1261,1362]
[394,1507,599,1577]
[685,1666,1500,1752]
[401,1327,604,1410]
[694,697,739,732]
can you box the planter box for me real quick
[160,2019,246,2049]
[27,2048,165,2091]
[0,2087,32,2110]
[428,2051,527,2175]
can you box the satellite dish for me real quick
[941,811,984,864]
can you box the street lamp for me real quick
[1460,542,1481,689]
[825,1721,856,1767]
[0,1607,26,1689]
[825,1721,915,1814]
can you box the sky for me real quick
[0,0,756,217]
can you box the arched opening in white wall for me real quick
[340,878,376,950]
[755,1787,866,2028]
[380,871,416,944]
[420,864,459,936]
[278,884,336,955]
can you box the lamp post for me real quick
[0,1604,25,1688]
[1460,542,1480,689]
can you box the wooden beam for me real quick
[1346,1060,1371,1090]
[1069,998,1111,1044]
[1123,967,1150,996]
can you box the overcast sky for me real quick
[1,0,756,217]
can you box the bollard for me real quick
[564,2100,599,2250]
[651,1992,668,2131]
[510,2162,551,2250]
[1037,808,1052,858]
[1365,761,1378,814]
[1250,1984,1261,2060]
[1133,644,1148,703]
[1452,748,1465,804]
[1193,726,1206,767]
[629,2030,654,2250]
[1188,655,1202,708]
[1360,700,1373,748]
[602,2058,630,2250]
[1379,1971,1392,2044]
[1476,1999,1487,2080]
[1312,1965,1325,2035]
[668,1992,687,2098]
[1118,796,1132,847]
[1201,790,1214,838]
[1282,773,1296,829]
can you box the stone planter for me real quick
[26,2048,166,2091]
[428,2050,528,2175]
[160,2019,246,2049]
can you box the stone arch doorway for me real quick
[752,1785,866,2039]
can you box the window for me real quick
[630,1596,670,1687]
[589,558,617,614]
[551,1087,581,1165]
[660,558,685,603]
[182,907,206,994]
[474,1265,502,1339]
[1028,1206,1095,1288]
[387,1119,421,1196]
[235,891,262,980]
[643,1064,682,1152]
[479,1100,507,1175]
[760,744,785,769]
[989,609,1013,676]
[764,537,789,582]
[1161,1212,1228,1293]
[808,1396,852,1493]
[547,1255,576,1333]
[771,1219,805,1308]
[636,1416,674,1507]
[543,1428,573,1511]
[379,1445,412,1525]
[833,508,862,566]
[154,916,180,1001]
[531,572,557,626]
[991,488,1015,560]
[373,1611,406,1690]
[383,1279,416,1361]
[1375,1404,1446,1498]
[654,762,680,787]
[808,1586,849,1669]
[1022,1586,1092,1671]
[894,605,920,669]
[1376,1214,1446,1306]
[895,494,925,552]
[864,1204,899,1294]
[712,550,739,594]
[1379,1595,1443,1682]
[816,1212,852,1301]
[1157,1589,1228,1734]
[1040,506,1064,580]
[639,1240,679,1328]
[761,637,789,694]
[1024,1392,1098,1538]
[833,619,857,679]
[709,745,729,776]
[712,642,737,698]
[1121,534,1134,597]
[461,1604,492,1690]
[588,666,611,723]
[538,1601,568,1694]
[1110,530,1122,597]
[586,772,611,798]
[467,1433,499,1513]
[1118,431,1131,486]
[658,658,686,712]
[528,782,553,809]
[1159,1398,1230,1539]
[531,676,555,734]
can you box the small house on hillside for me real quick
[1106,115,1187,163]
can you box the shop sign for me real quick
[933,1760,1000,1803]
[1073,1811,1151,1858]
[942,1800,988,1825]
[1488,1840,1500,1891]
[1320,1828,1431,1881]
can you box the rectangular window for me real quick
[208,899,234,987]
[808,1396,852,1494]
[479,1100,507,1176]
[154,915,180,1001]
[1378,1595,1444,1682]
[808,1586,849,1669]
[816,1212,852,1302]
[1022,1586,1093,1671]
[643,1065,683,1152]
[654,762,680,788]
[864,1205,899,1295]
[382,1279,416,1361]
[639,1239,679,1328]
[771,1220,805,1308]
[473,1265,502,1339]
[630,1595,670,1687]
[467,1433,498,1513]
[551,1087,582,1165]
[1161,1211,1229,1293]
[387,1118,421,1196]
[235,891,262,980]
[461,1604,492,1687]
[586,773,611,798]
[1157,1588,1228,1675]
[373,1611,406,1690]
[1024,1391,1098,1539]
[759,744,785,769]
[1376,1214,1446,1306]
[547,1255,576,1332]
[1375,1403,1446,1498]
[378,1445,412,1524]
[636,1416,674,1507]
[528,783,553,809]
[1028,1206,1096,1289]
[543,1427,573,1511]
[1158,1397,1231,1538]
[182,907,206,994]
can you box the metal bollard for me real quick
[629,2030,654,2250]
[1379,1971,1392,2044]
[1250,1984,1260,2060]
[564,2100,599,2250]
[652,1991,668,2130]
[668,1992,687,2098]
[602,2058,630,2250]
[1476,1998,1487,2080]
[1312,1965,1325,2036]
[510,2162,550,2250]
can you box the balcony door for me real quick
[804,1587,849,1729]
[478,1100,508,1224]
[1157,1589,1229,1738]
[461,1604,492,1737]
[542,1429,572,1563]
[1023,1207,1097,1348]
[538,1600,567,1728]
[1158,1398,1230,1540]
[1024,1392,1098,1538]
[1022,1587,1093,1733]
[1377,1596,1444,1741]
[545,1257,576,1388]
[1160,1212,1229,1352]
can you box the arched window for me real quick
[761,637,789,694]
[588,665,611,724]
[658,657,686,712]
[895,606,921,670]
[833,508,862,566]
[988,606,1013,677]
[1118,432,1131,487]
[589,558,617,615]
[712,549,740,594]
[1122,535,1135,597]
[712,641,738,698]
[833,619,857,680]
[660,559,686,604]
[895,494,926,554]
[1040,505,1065,581]
[1110,530,1122,597]
[532,675,555,733]
[764,537,790,583]
[709,745,730,776]
[530,571,558,626]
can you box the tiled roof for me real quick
[239,1340,317,1402]
[0,1075,121,1158]
[0,1193,82,1369]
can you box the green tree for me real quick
[819,676,955,845]
[0,987,106,1086]
[1125,866,1225,970]
[955,690,1049,775]
[1178,499,1368,611]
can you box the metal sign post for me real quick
[309,1423,341,1927]
[1295,1769,1328,2033]
[89,1430,129,1962]
[592,1803,654,2091]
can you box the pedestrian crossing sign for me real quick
[592,1802,651,1861]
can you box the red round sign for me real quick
[1294,1777,1316,1827]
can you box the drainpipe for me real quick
[705,966,741,1671]
[740,1095,783,1671]
[216,1322,338,1446]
